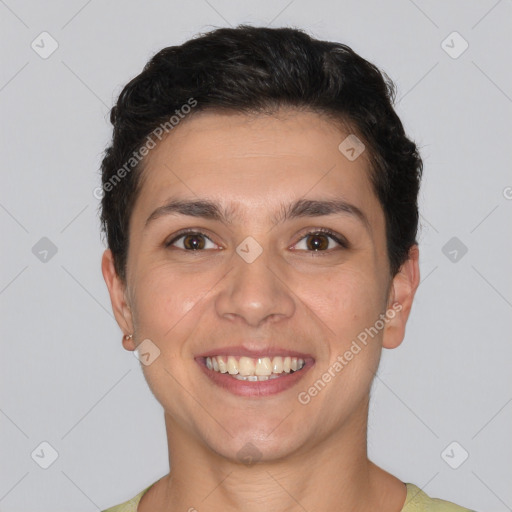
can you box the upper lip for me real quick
[196,345,314,360]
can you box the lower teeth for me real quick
[231,371,296,381]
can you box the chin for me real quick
[203,420,307,465]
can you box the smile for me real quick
[206,355,306,381]
[196,349,314,397]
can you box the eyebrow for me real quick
[144,197,371,232]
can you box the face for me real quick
[103,108,419,463]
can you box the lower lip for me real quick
[196,358,314,397]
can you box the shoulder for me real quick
[101,484,153,512]
[402,483,477,512]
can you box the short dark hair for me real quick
[100,24,422,282]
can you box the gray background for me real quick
[1,1,511,511]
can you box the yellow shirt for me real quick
[102,482,476,511]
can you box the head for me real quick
[101,25,421,464]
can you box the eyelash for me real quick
[165,227,349,254]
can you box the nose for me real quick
[215,243,296,328]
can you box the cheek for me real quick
[303,266,387,384]
[130,263,215,339]
[301,265,387,334]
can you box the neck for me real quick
[145,402,406,512]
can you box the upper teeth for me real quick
[206,355,305,376]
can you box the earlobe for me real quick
[382,245,420,350]
[101,249,136,350]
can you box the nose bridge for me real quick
[215,236,295,327]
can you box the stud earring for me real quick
[124,334,133,341]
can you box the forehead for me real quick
[133,108,382,230]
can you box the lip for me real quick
[195,346,315,398]
[197,346,313,360]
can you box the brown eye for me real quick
[305,233,330,251]
[166,231,217,251]
[294,229,348,252]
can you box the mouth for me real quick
[205,355,306,381]
[195,349,314,397]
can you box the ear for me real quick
[101,249,136,351]
[382,244,420,350]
